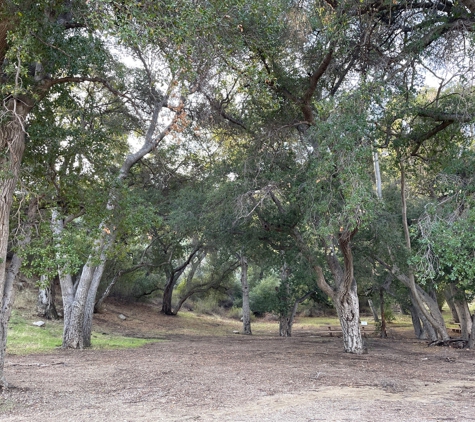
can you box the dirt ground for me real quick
[2,300,475,421]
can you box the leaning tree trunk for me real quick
[367,298,379,323]
[62,93,183,347]
[399,161,450,342]
[240,254,252,335]
[0,103,29,388]
[447,283,472,340]
[82,246,111,347]
[409,292,437,341]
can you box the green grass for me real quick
[6,311,160,355]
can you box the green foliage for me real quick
[249,273,280,315]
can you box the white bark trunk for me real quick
[83,247,111,347]
[58,95,180,348]
[37,275,58,319]
[373,150,382,200]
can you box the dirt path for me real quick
[2,332,475,421]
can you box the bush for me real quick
[227,306,242,320]
[249,274,279,314]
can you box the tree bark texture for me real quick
[294,228,364,353]
[240,254,252,335]
[0,103,29,388]
[446,283,472,340]
[37,275,59,320]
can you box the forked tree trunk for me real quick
[59,95,182,347]
[278,291,313,338]
[293,228,364,353]
[240,254,252,335]
[161,244,202,315]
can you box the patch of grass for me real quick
[7,311,160,355]
[296,316,342,327]
[90,334,161,349]
[7,312,63,354]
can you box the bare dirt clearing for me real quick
[2,300,475,421]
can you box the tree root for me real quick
[428,338,468,348]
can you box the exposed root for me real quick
[428,338,468,348]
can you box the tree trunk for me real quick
[444,287,460,324]
[161,274,177,315]
[379,288,387,338]
[37,275,59,320]
[367,298,379,323]
[334,280,365,353]
[94,272,120,314]
[63,92,183,345]
[398,161,450,342]
[332,234,365,354]
[469,314,475,349]
[279,316,292,337]
[408,304,425,339]
[410,293,438,341]
[0,103,29,388]
[448,283,472,340]
[373,150,382,200]
[161,245,202,315]
[293,227,364,353]
[82,250,110,347]
[240,254,252,335]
